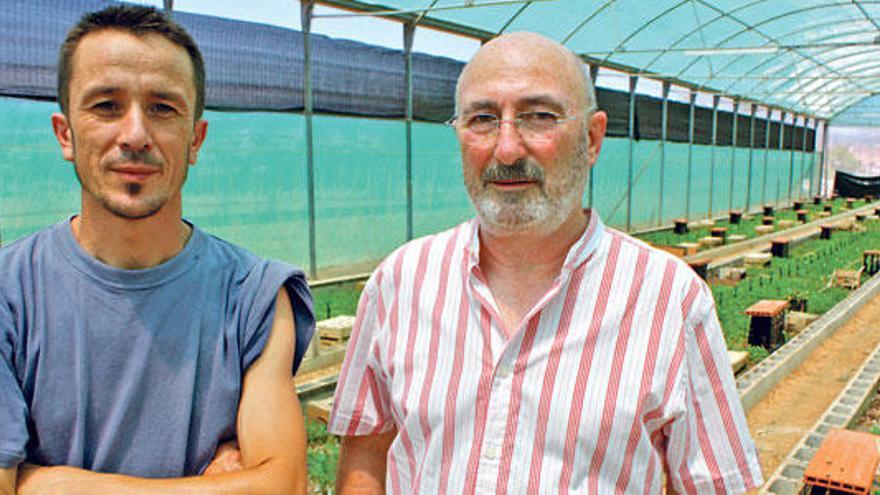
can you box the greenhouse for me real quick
[3,0,880,492]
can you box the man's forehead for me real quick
[457,33,586,108]
[69,30,196,100]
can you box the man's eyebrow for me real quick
[151,90,188,108]
[519,95,567,113]
[461,100,498,115]
[80,86,119,101]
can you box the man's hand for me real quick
[203,440,243,475]
[336,430,396,494]
[11,289,307,494]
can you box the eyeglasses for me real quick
[446,111,579,142]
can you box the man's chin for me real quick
[100,198,165,220]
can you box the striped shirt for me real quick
[329,211,763,494]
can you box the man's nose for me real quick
[118,106,152,152]
[492,120,529,165]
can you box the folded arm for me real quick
[1,466,14,495]
[17,289,307,495]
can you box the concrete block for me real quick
[698,236,723,248]
[786,311,819,335]
[675,242,699,256]
[728,234,747,242]
[778,219,794,229]
[317,315,356,346]
[744,252,772,267]
[755,225,774,235]
[728,350,748,374]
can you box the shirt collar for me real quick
[465,209,605,278]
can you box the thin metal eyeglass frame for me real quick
[444,112,580,142]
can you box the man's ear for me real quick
[587,110,607,166]
[188,119,208,165]
[51,113,75,162]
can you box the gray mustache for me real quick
[482,160,545,183]
[105,149,162,168]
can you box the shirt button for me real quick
[484,447,499,460]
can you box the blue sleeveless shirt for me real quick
[0,220,314,476]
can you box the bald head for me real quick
[455,32,596,117]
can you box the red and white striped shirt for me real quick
[329,212,762,494]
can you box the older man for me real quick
[329,33,762,493]
[0,6,313,494]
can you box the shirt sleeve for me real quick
[327,268,394,436]
[0,301,28,468]
[240,261,315,376]
[665,280,763,494]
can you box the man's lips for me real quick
[487,178,538,189]
[111,166,159,181]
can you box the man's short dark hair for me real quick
[57,5,206,120]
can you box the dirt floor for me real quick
[746,294,880,479]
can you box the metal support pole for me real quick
[788,115,796,202]
[820,120,829,196]
[588,64,599,210]
[659,81,669,226]
[746,103,756,211]
[403,22,415,241]
[807,117,819,199]
[710,95,719,219]
[779,111,787,204]
[798,115,812,198]
[301,1,317,279]
[729,100,739,213]
[762,107,772,206]
[686,90,696,220]
[626,75,637,231]
[163,0,173,17]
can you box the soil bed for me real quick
[746,296,880,477]
[637,197,863,247]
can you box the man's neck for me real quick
[479,209,590,276]
[477,209,590,335]
[71,205,191,270]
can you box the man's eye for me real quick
[521,111,559,124]
[91,101,120,114]
[150,103,178,116]
[467,114,498,130]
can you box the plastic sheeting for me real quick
[2,0,815,150]
[0,0,461,121]
[833,170,880,199]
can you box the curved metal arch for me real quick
[411,0,441,26]
[730,42,880,102]
[560,0,617,45]
[722,23,879,96]
[669,0,816,83]
[638,0,770,74]
[726,23,878,97]
[672,0,875,98]
[593,0,693,66]
[830,90,880,119]
[740,44,880,106]
[495,1,533,34]
[757,47,880,102]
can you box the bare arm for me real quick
[336,430,396,494]
[1,467,15,495]
[17,289,307,495]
